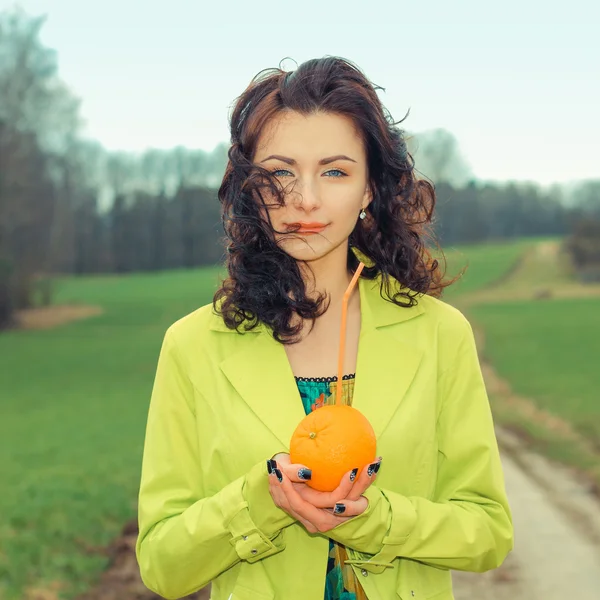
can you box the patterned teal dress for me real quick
[294,374,368,600]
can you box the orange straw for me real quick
[336,261,366,405]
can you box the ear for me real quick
[362,184,373,209]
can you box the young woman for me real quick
[135,57,513,600]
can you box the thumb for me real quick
[329,496,369,517]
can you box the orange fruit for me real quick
[289,404,377,492]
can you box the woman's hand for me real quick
[266,453,382,533]
[293,455,382,505]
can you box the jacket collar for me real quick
[213,273,426,450]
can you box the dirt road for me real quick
[453,429,600,600]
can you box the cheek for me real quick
[331,184,364,212]
[333,198,363,227]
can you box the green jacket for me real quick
[135,274,513,600]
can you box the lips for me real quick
[286,222,328,233]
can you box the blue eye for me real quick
[270,169,347,178]
[271,169,291,177]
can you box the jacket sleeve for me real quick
[135,327,295,600]
[327,318,514,574]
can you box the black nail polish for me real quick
[349,468,358,482]
[367,460,381,477]
[334,503,346,515]
[273,468,283,483]
[298,468,312,481]
[266,459,276,474]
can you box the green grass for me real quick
[468,296,600,443]
[0,267,223,599]
[439,237,539,299]
[449,237,600,490]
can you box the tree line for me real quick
[1,9,598,328]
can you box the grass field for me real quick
[439,237,536,299]
[1,235,597,599]
[455,238,600,486]
[469,297,600,442]
[0,268,222,599]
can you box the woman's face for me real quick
[252,110,372,264]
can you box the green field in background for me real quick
[440,237,538,299]
[0,268,223,599]
[0,236,579,599]
[468,297,600,442]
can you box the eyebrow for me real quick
[259,154,357,166]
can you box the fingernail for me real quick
[367,460,382,477]
[298,468,312,481]
[273,468,283,483]
[349,468,358,482]
[334,503,346,515]
[266,459,277,474]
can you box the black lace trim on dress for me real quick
[294,373,356,382]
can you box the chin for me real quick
[284,251,331,263]
[276,236,344,263]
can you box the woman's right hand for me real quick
[265,453,317,531]
[266,453,366,533]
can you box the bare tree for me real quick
[0,9,83,326]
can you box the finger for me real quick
[269,470,319,532]
[271,452,291,465]
[345,457,382,502]
[294,467,358,508]
[327,496,369,518]
[308,507,355,533]
[275,478,358,534]
[277,470,334,526]
[268,457,312,484]
[270,478,318,532]
[268,471,288,508]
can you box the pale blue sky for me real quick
[7,0,599,184]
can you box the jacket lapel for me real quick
[351,275,425,438]
[219,329,307,451]
[214,273,426,449]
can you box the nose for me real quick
[290,179,321,211]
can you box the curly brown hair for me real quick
[213,56,455,344]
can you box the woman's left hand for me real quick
[293,457,382,508]
[268,457,381,533]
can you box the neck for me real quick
[298,243,359,318]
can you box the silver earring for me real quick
[359,209,366,220]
